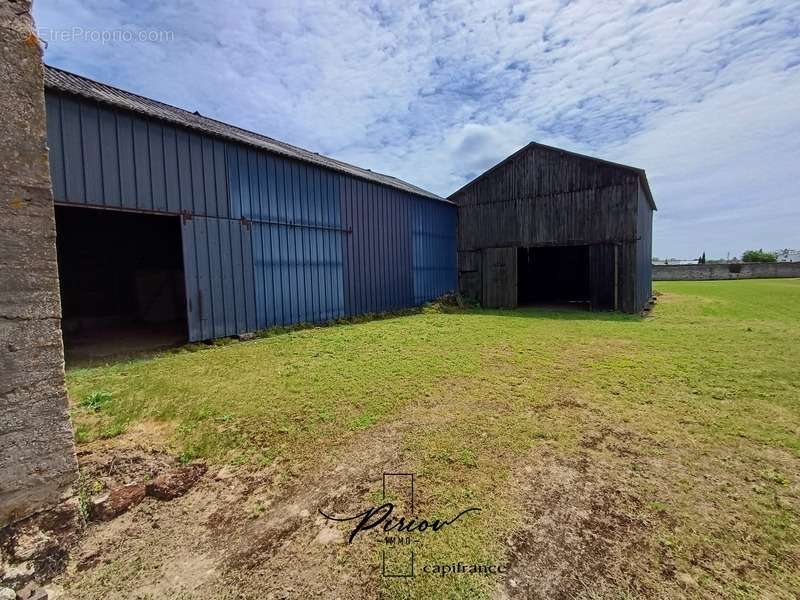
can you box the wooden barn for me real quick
[450,142,656,313]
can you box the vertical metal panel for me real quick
[275,158,291,325]
[213,140,229,219]
[226,144,242,219]
[132,117,152,210]
[219,215,236,335]
[365,182,376,313]
[355,179,367,315]
[45,94,66,201]
[207,217,226,338]
[176,129,192,214]
[181,216,201,342]
[287,162,301,323]
[162,127,180,213]
[116,113,137,209]
[192,216,212,339]
[148,122,167,212]
[241,220,257,332]
[60,97,85,203]
[189,134,206,215]
[357,181,367,314]
[229,217,247,333]
[345,178,357,316]
[222,144,356,327]
[306,165,318,321]
[246,149,259,221]
[79,102,103,204]
[374,184,385,311]
[98,107,120,206]
[223,150,350,330]
[45,91,457,340]
[201,137,217,217]
[265,155,282,326]
[341,177,354,317]
[300,165,312,321]
[411,196,458,304]
[316,170,327,321]
[310,168,322,321]
[251,153,268,330]
[340,183,454,315]
[333,174,345,319]
[324,172,336,320]
[314,171,325,320]
[182,215,257,341]
[299,164,312,321]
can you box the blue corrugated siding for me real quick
[340,180,419,316]
[46,91,456,341]
[230,147,346,328]
[411,197,458,304]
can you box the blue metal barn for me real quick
[44,66,457,345]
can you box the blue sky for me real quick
[35,0,799,259]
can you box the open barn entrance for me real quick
[517,245,592,309]
[55,206,187,364]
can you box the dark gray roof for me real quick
[44,65,448,203]
[449,141,657,210]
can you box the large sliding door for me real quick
[182,216,256,341]
[482,247,517,308]
[588,243,617,310]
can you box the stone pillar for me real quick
[0,0,78,526]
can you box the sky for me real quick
[34,0,800,259]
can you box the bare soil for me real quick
[55,422,412,599]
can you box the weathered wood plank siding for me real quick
[635,181,654,309]
[450,144,653,313]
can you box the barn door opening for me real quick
[517,245,591,309]
[55,205,188,364]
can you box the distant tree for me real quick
[699,252,707,264]
[742,249,777,263]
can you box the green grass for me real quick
[66,279,800,598]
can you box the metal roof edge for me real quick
[43,65,451,205]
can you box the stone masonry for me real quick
[653,261,800,281]
[0,0,77,526]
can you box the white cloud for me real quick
[34,0,800,258]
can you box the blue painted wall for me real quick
[45,92,457,341]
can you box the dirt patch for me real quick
[218,423,408,599]
[77,447,177,494]
[496,449,656,600]
[54,421,411,599]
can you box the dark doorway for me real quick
[55,206,187,364]
[517,245,591,309]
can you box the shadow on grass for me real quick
[66,303,647,371]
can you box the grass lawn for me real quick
[64,279,800,599]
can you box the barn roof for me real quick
[448,141,657,210]
[43,65,448,203]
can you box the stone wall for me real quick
[0,0,78,526]
[653,262,800,281]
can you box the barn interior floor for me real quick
[520,301,591,311]
[64,321,186,367]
